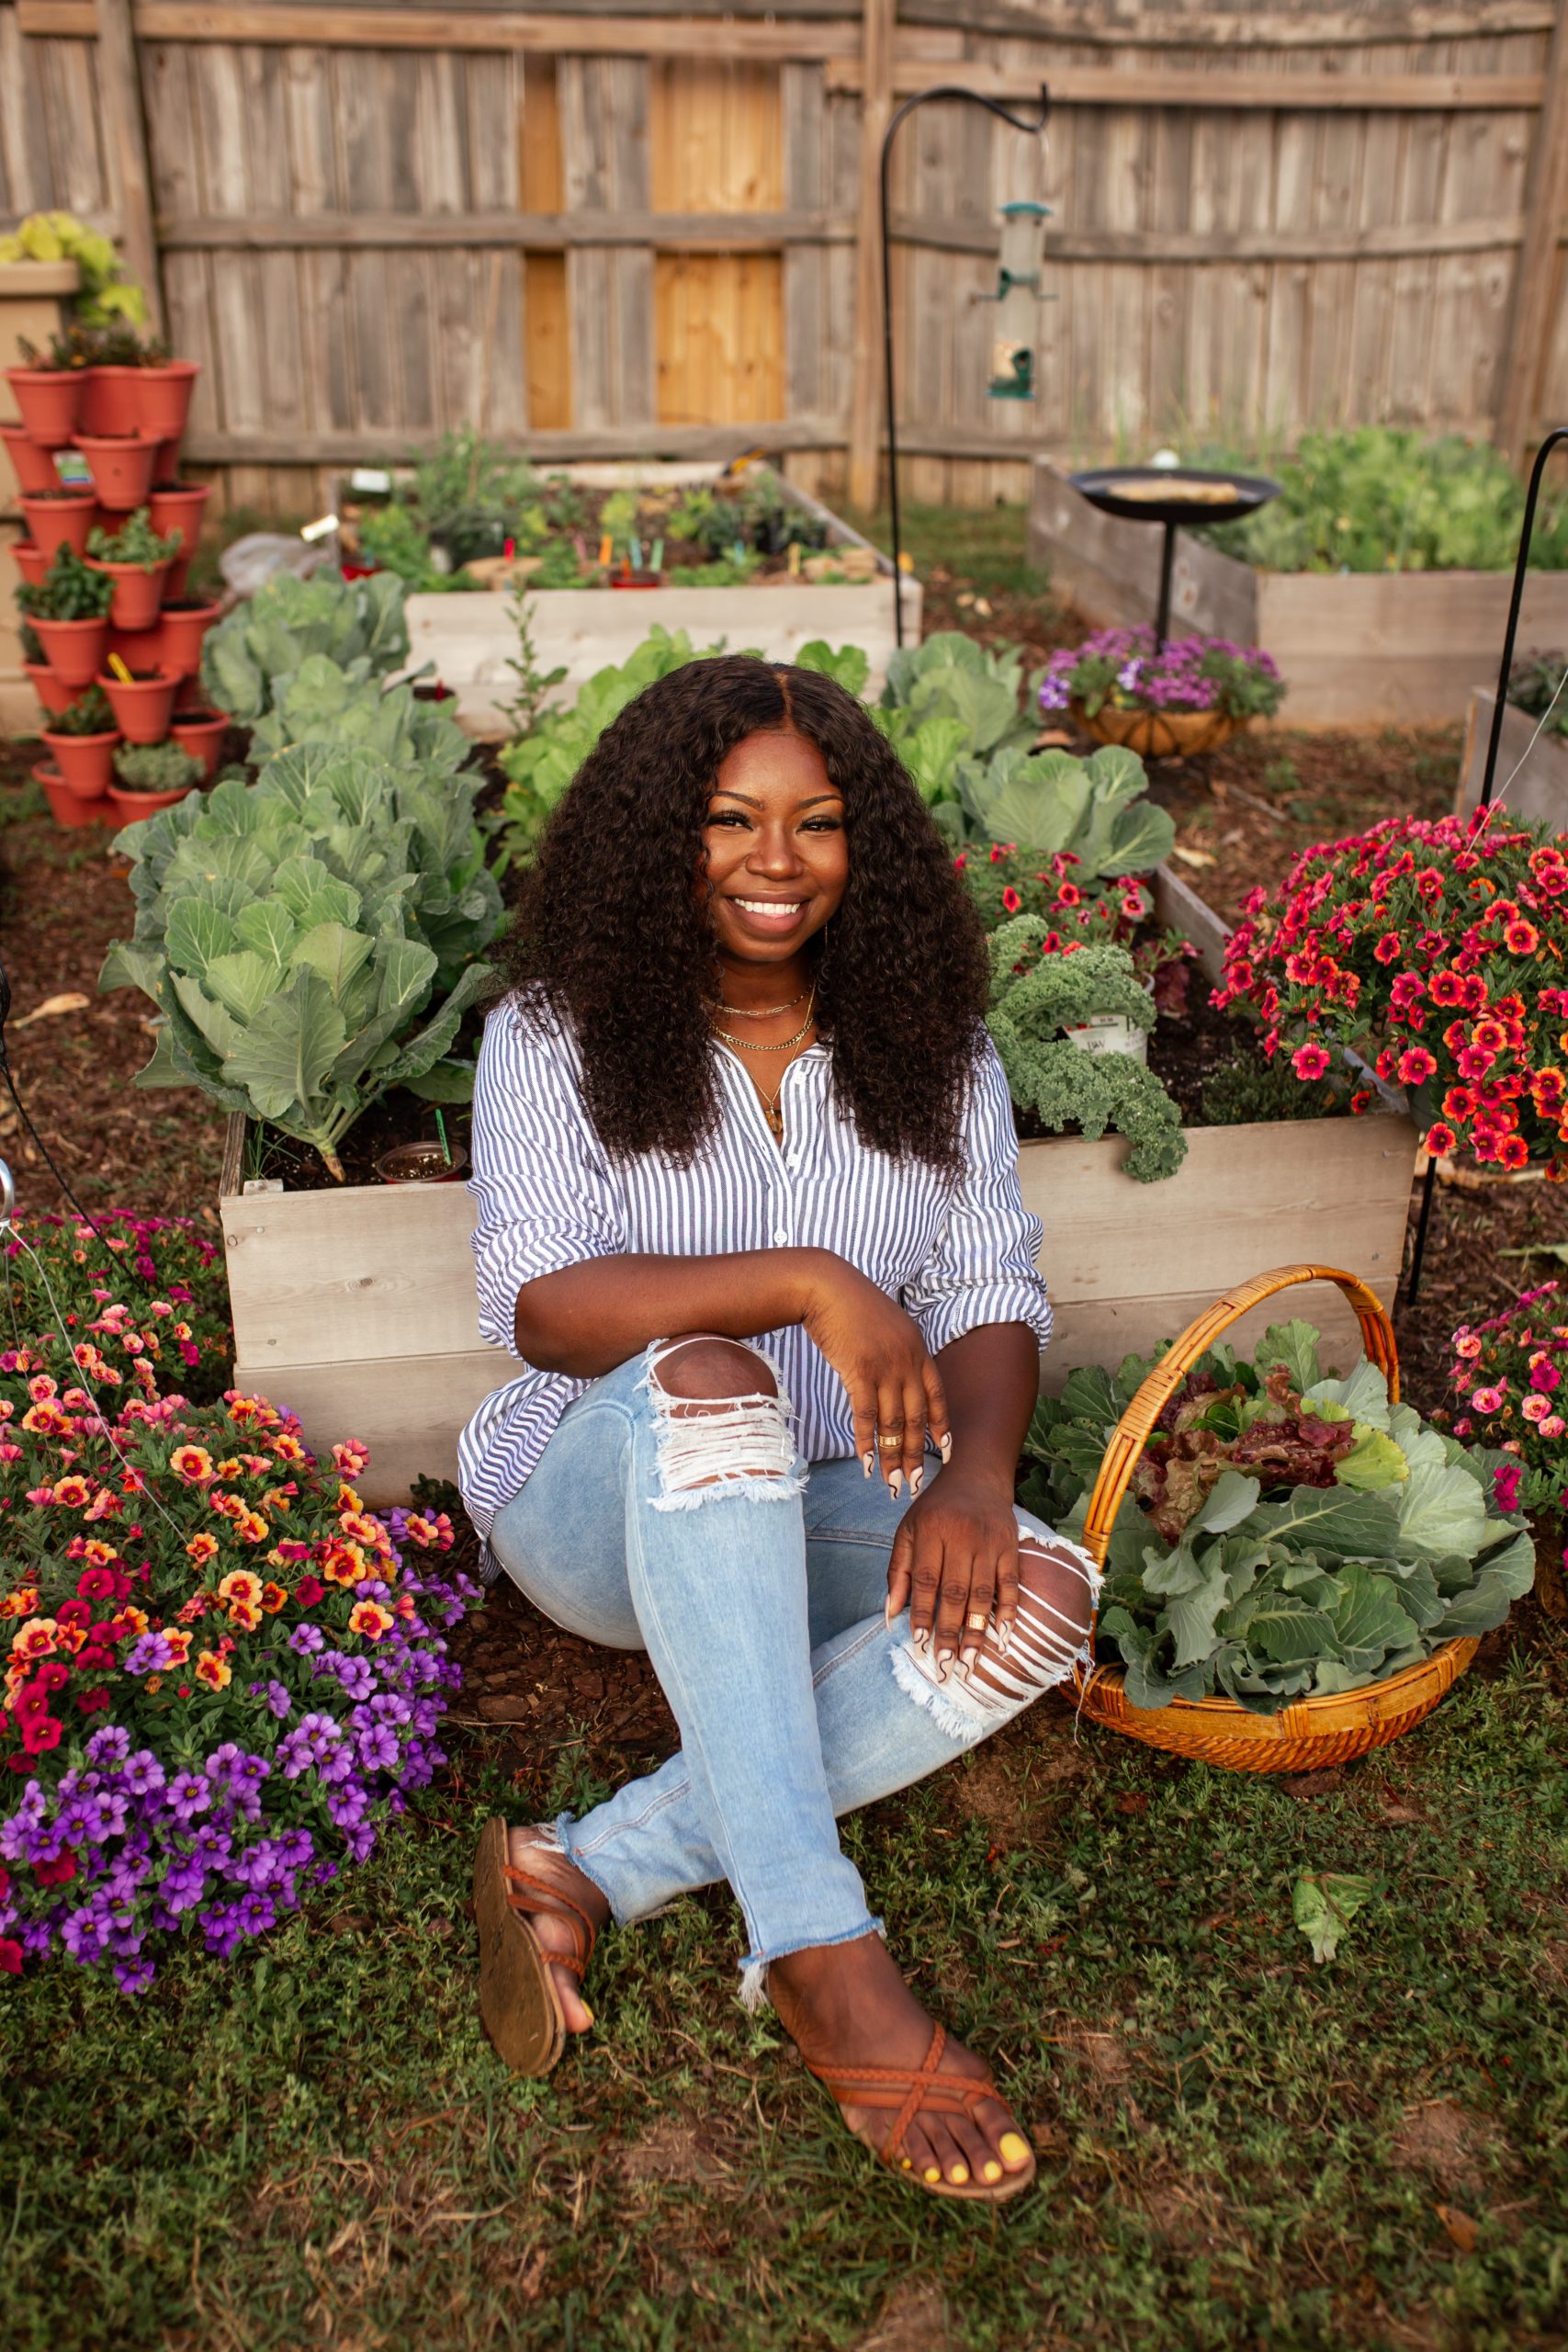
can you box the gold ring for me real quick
[877,1430,904,1448]
[967,1612,987,1632]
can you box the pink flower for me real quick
[1542,1415,1566,1438]
[1470,1385,1506,1413]
[1398,1046,1438,1086]
[1292,1043,1331,1081]
[1522,1393,1552,1423]
[1455,1334,1483,1360]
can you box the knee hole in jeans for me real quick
[888,1530,1103,1745]
[642,1335,802,1512]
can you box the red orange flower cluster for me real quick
[1214,809,1568,1174]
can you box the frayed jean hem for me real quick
[737,1914,886,2013]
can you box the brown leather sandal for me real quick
[473,1816,599,2075]
[807,2020,1037,2203]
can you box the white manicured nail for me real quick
[888,1469,903,1499]
[908,1466,923,1498]
[863,1452,874,1476]
[939,1433,953,1462]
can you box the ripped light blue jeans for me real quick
[487,1340,1101,2006]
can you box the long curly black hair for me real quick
[502,654,989,1173]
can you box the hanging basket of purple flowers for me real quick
[0,1287,477,1991]
[1040,628,1287,761]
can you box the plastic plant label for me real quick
[1061,1013,1148,1066]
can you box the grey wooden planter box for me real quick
[1029,458,1568,731]
[1457,687,1568,830]
[401,460,919,738]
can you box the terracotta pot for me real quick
[36,762,109,830]
[85,556,169,631]
[107,622,163,673]
[99,665,177,742]
[75,432,158,512]
[609,571,664,590]
[0,422,61,496]
[12,539,48,588]
[39,729,118,797]
[376,1142,469,1185]
[156,596,220,677]
[132,360,199,443]
[24,661,73,718]
[31,615,108,691]
[152,434,183,483]
[17,486,99,561]
[1069,698,1240,761]
[107,783,194,827]
[77,365,141,438]
[171,707,229,782]
[2,367,81,448]
[147,481,209,596]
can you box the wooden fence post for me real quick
[845,0,895,511]
[96,0,164,340]
[1499,0,1568,459]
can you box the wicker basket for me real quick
[1070,700,1239,761]
[1075,1261,1480,1773]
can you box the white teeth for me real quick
[737,899,802,915]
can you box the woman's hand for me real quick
[886,1473,1021,1667]
[797,1255,949,1496]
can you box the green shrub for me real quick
[113,740,204,793]
[1197,426,1568,574]
[46,684,116,737]
[86,505,181,570]
[17,545,114,622]
[1201,1049,1337,1127]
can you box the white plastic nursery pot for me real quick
[1061,1014,1150,1065]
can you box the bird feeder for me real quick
[982,199,1052,401]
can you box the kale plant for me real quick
[987,918,1186,1182]
[1023,1324,1534,1711]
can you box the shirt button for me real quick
[772,1227,789,1245]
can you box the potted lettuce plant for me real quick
[39,683,119,797]
[17,545,114,687]
[107,737,203,821]
[85,503,180,629]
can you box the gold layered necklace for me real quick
[708,988,818,1139]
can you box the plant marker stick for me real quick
[650,537,664,573]
[630,536,643,571]
[597,533,613,569]
[435,1109,452,1166]
[788,539,802,575]
[107,652,135,685]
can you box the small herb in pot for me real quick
[112,740,203,793]
[16,545,115,622]
[46,684,117,737]
[86,503,181,570]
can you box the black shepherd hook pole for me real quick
[880,82,1051,647]
[1404,421,1568,1305]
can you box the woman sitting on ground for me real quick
[463,653,1099,2205]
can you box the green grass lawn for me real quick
[6,1623,1566,2352]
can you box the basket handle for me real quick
[1079,1262,1400,1567]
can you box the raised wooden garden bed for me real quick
[216,865,1415,1502]
[1029,458,1568,730]
[1457,687,1568,831]
[400,461,919,738]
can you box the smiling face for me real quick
[701,725,849,975]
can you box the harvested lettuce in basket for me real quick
[1021,1320,1535,1713]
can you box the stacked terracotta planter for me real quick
[5,352,228,827]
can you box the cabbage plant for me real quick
[100,746,502,1181]
[954,741,1176,875]
[201,569,412,726]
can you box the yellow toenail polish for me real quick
[983,2161,1003,2183]
[581,2006,593,2025]
[999,2132,1031,2165]
[949,2165,969,2185]
[901,2158,912,2170]
[924,2165,942,2184]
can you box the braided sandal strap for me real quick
[808,2023,1002,2166]
[499,1863,598,1984]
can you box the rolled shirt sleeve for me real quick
[900,1037,1053,1360]
[468,1001,627,1358]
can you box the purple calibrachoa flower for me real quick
[0,1295,474,1992]
[1040,627,1286,722]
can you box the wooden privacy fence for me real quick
[3,0,1568,519]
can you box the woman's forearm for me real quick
[933,1322,1041,1496]
[513,1249,832,1376]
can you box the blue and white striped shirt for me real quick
[457,997,1053,1543]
